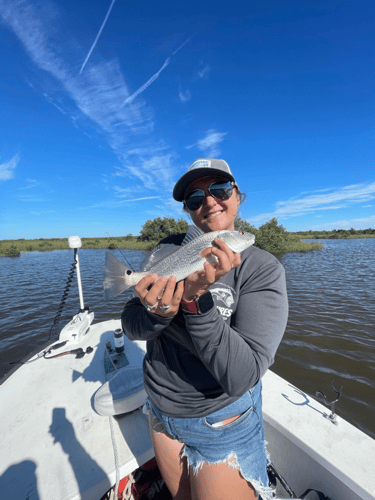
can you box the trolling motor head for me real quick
[68,236,82,249]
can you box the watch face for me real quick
[197,292,214,314]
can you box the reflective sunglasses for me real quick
[184,180,236,211]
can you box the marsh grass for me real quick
[282,237,322,253]
[0,234,320,257]
[0,237,157,257]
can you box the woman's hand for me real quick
[182,239,241,302]
[135,274,184,318]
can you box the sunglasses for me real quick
[184,180,236,211]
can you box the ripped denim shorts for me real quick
[144,380,273,499]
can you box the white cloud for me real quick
[30,210,55,215]
[186,129,227,157]
[79,196,160,209]
[179,88,191,103]
[20,179,40,189]
[308,215,375,231]
[198,64,210,79]
[0,154,20,181]
[113,185,144,197]
[18,194,48,202]
[250,182,375,226]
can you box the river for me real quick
[0,238,374,439]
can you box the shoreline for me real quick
[1,235,322,257]
[1,233,373,257]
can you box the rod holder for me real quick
[316,379,343,425]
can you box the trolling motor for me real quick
[59,236,94,344]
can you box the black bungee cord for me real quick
[48,256,78,340]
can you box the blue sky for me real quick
[1,0,374,240]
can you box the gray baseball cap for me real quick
[173,158,236,202]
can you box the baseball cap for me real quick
[173,158,236,202]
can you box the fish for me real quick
[103,225,255,299]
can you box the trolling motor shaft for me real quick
[59,236,94,344]
[68,236,85,311]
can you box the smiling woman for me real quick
[121,158,289,500]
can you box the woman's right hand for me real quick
[135,274,184,318]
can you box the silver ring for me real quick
[160,305,170,312]
[145,302,158,312]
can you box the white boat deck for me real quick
[262,371,375,500]
[0,319,152,500]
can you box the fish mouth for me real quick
[204,210,224,219]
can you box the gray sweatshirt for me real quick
[121,234,288,418]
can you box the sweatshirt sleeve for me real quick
[182,253,288,397]
[121,296,173,341]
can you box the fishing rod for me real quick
[106,232,135,271]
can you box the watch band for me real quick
[180,291,214,314]
[180,298,198,313]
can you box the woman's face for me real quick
[184,176,239,233]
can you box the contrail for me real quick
[172,35,195,55]
[122,35,194,107]
[79,0,116,75]
[122,57,170,106]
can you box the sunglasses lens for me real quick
[209,181,233,200]
[185,190,205,211]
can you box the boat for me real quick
[0,237,374,500]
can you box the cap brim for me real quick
[173,168,235,201]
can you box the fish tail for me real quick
[103,251,133,300]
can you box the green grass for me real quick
[0,234,321,257]
[0,236,157,257]
[293,230,375,239]
[282,237,322,253]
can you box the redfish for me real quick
[103,225,255,299]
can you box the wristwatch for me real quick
[180,291,214,314]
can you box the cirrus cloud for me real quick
[250,181,375,226]
[186,129,227,157]
[0,154,20,182]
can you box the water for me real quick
[0,240,374,439]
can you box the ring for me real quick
[160,305,170,312]
[145,302,158,312]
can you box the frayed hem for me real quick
[181,447,276,500]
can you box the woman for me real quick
[122,158,288,500]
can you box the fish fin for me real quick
[142,244,181,272]
[180,225,205,246]
[103,251,131,300]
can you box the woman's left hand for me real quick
[182,239,241,302]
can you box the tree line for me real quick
[295,228,375,239]
[138,216,310,254]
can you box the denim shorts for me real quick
[144,380,274,499]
